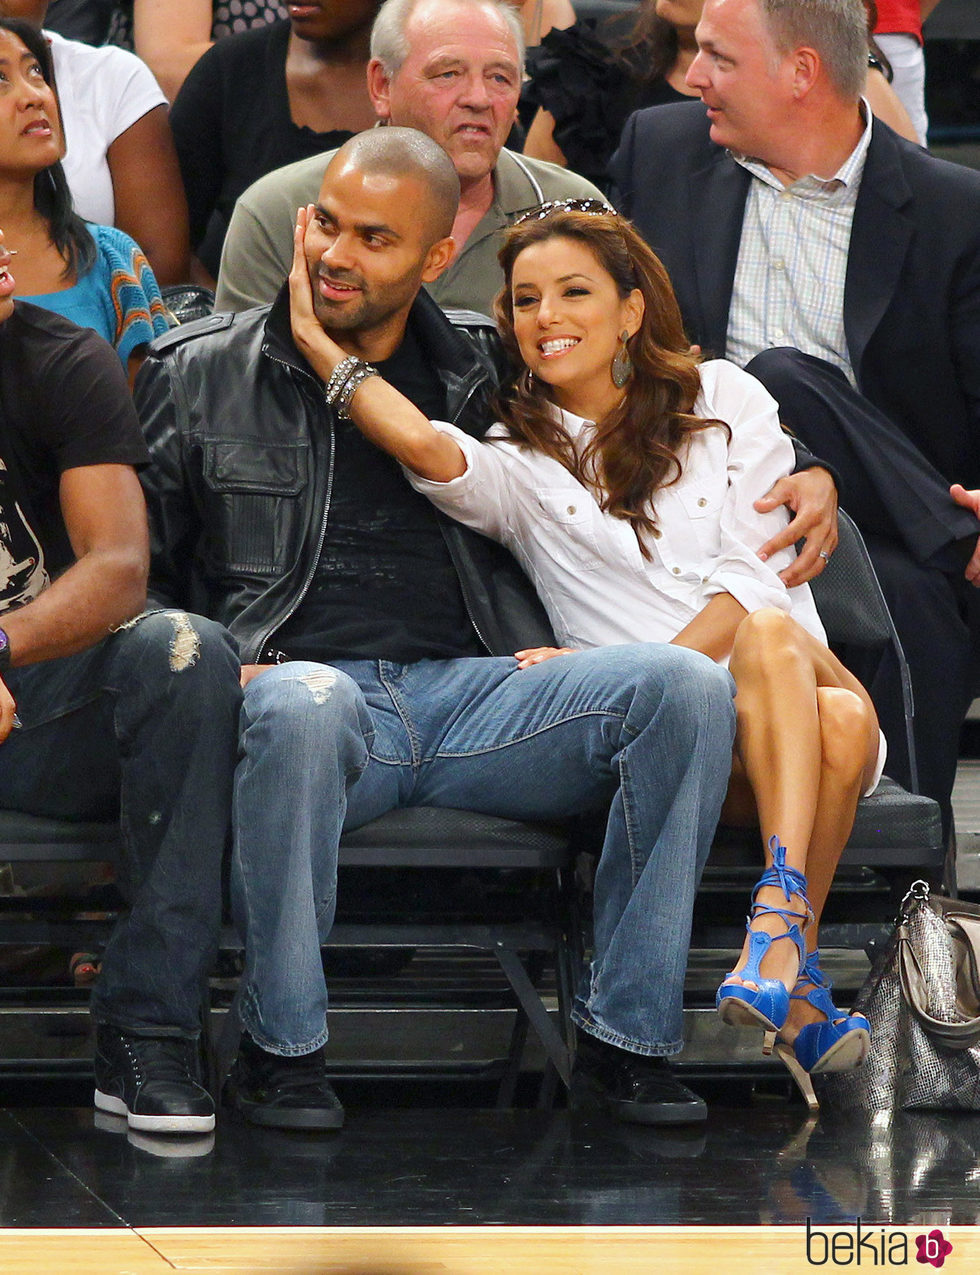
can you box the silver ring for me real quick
[819,551,831,562]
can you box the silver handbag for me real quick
[817,881,980,1116]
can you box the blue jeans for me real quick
[0,611,242,1037]
[233,644,735,1058]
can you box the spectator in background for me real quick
[523,0,916,188]
[0,19,170,379]
[874,1,942,145]
[0,1,189,283]
[215,0,606,318]
[170,3,379,286]
[107,0,288,102]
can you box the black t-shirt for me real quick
[169,19,355,277]
[0,302,149,614]
[275,327,483,664]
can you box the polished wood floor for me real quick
[3,1224,979,1275]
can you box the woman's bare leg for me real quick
[720,609,880,1009]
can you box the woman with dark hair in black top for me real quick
[169,0,380,284]
[522,0,702,188]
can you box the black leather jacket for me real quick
[135,288,555,665]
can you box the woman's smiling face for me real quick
[510,235,643,415]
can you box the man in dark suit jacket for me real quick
[610,0,980,832]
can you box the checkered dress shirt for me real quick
[726,105,873,386]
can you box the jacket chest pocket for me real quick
[533,488,605,572]
[202,439,310,574]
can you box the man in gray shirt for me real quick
[215,0,606,317]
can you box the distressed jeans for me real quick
[0,611,242,1037]
[232,644,735,1058]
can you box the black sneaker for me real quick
[570,1032,707,1126]
[223,1034,345,1131]
[94,1025,215,1133]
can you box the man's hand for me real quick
[755,467,839,587]
[950,484,980,586]
[288,204,347,381]
[0,675,17,745]
[514,646,578,669]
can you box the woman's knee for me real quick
[731,607,803,674]
[816,687,875,782]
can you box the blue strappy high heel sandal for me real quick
[716,835,812,1033]
[785,949,871,1074]
[766,950,871,1112]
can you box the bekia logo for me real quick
[805,1219,954,1267]
[915,1230,953,1268]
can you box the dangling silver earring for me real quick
[520,367,536,396]
[611,330,633,388]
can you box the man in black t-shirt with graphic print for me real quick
[0,237,242,1135]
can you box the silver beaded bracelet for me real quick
[334,361,379,421]
[323,355,362,406]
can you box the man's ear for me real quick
[791,46,821,99]
[421,236,457,283]
[367,59,392,120]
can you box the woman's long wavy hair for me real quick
[493,207,725,553]
[0,18,94,280]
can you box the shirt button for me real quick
[697,497,707,508]
[566,505,576,515]
[773,258,785,270]
[672,566,681,575]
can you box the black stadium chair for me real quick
[0,804,579,1101]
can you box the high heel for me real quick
[766,1033,819,1112]
[716,835,812,1033]
[788,950,871,1075]
[764,952,871,1112]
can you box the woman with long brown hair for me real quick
[288,198,882,1106]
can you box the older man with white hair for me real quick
[215,0,604,317]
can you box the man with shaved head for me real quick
[136,127,735,1133]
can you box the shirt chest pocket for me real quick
[533,488,605,572]
[673,482,726,554]
[202,439,310,574]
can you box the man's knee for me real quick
[744,347,846,408]
[112,609,240,689]
[602,643,735,732]
[242,662,372,763]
